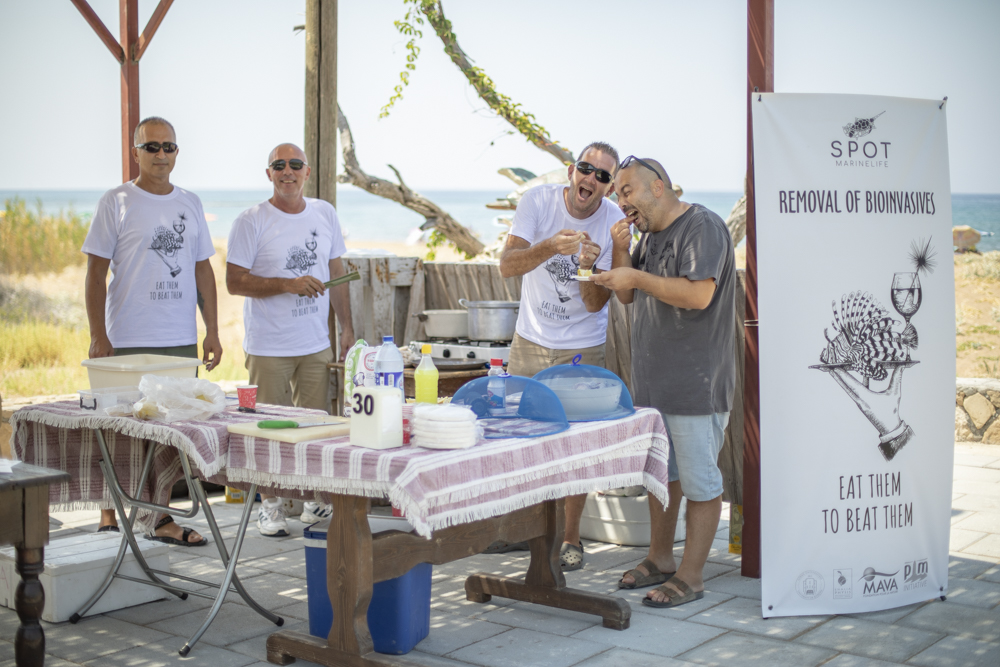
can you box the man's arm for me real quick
[499,231,583,278]
[194,259,223,371]
[607,218,637,304]
[226,262,326,298]
[328,257,355,361]
[592,269,716,310]
[85,254,114,358]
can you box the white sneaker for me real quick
[301,501,333,524]
[257,499,289,537]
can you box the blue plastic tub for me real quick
[303,516,432,655]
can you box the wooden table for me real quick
[266,495,629,666]
[0,462,70,667]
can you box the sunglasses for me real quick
[135,141,178,154]
[619,155,663,181]
[269,159,307,171]
[575,161,613,184]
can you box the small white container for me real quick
[82,354,201,389]
[0,533,169,622]
[77,385,143,412]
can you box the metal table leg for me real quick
[72,428,282,656]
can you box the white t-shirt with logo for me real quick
[227,198,347,357]
[509,184,620,349]
[82,181,215,348]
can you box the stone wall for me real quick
[956,378,1000,443]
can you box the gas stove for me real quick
[409,339,511,364]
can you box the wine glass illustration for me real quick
[891,272,921,353]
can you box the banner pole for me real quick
[741,0,773,579]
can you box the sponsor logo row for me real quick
[796,559,929,600]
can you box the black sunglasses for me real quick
[619,155,663,181]
[135,141,178,154]
[269,159,307,171]
[575,161,613,184]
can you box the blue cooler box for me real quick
[303,516,432,655]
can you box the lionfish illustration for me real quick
[842,111,885,139]
[820,291,915,380]
[285,246,316,276]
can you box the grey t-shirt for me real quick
[630,204,736,415]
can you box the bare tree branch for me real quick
[336,103,485,257]
[420,1,575,165]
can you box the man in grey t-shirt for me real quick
[593,156,735,609]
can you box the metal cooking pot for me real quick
[416,310,468,339]
[458,299,519,341]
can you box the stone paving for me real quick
[1,442,998,667]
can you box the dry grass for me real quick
[0,198,89,275]
[956,251,1000,282]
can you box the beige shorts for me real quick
[245,347,334,413]
[507,332,606,378]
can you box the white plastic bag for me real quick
[134,374,227,422]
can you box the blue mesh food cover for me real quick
[532,361,635,421]
[451,376,569,438]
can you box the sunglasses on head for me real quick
[619,155,663,181]
[135,141,178,154]
[269,159,306,171]
[575,161,613,184]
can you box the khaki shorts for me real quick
[507,333,606,378]
[245,347,334,413]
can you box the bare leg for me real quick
[620,481,682,585]
[647,493,721,602]
[562,494,586,546]
[99,508,117,528]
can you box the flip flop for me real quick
[97,525,120,533]
[148,515,208,547]
[618,558,674,589]
[641,576,705,608]
[149,526,209,547]
[560,542,584,571]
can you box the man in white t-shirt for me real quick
[227,143,355,537]
[497,141,624,570]
[83,116,221,546]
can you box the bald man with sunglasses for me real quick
[497,141,625,570]
[83,115,221,546]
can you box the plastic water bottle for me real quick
[414,344,439,404]
[374,336,404,391]
[487,358,506,411]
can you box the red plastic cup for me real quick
[401,404,414,445]
[237,385,258,412]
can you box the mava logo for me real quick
[859,567,898,597]
[843,111,885,138]
[832,569,852,600]
[903,559,929,591]
[795,570,825,600]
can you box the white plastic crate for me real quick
[77,385,142,413]
[0,532,170,622]
[579,492,687,547]
[81,354,200,389]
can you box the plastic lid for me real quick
[421,344,432,354]
[383,335,394,343]
[490,358,503,366]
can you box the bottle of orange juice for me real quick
[414,344,439,403]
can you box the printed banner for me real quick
[754,94,955,616]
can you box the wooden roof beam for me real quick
[135,0,174,62]
[69,0,124,64]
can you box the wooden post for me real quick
[69,0,174,183]
[120,0,140,183]
[304,0,338,206]
[741,0,774,579]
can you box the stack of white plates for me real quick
[412,405,481,449]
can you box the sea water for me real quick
[4,189,999,251]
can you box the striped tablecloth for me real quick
[9,400,324,523]
[225,407,670,538]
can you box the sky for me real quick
[1,0,998,193]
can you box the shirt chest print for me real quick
[544,254,581,303]
[149,212,188,277]
[285,229,319,276]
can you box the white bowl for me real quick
[540,378,622,420]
